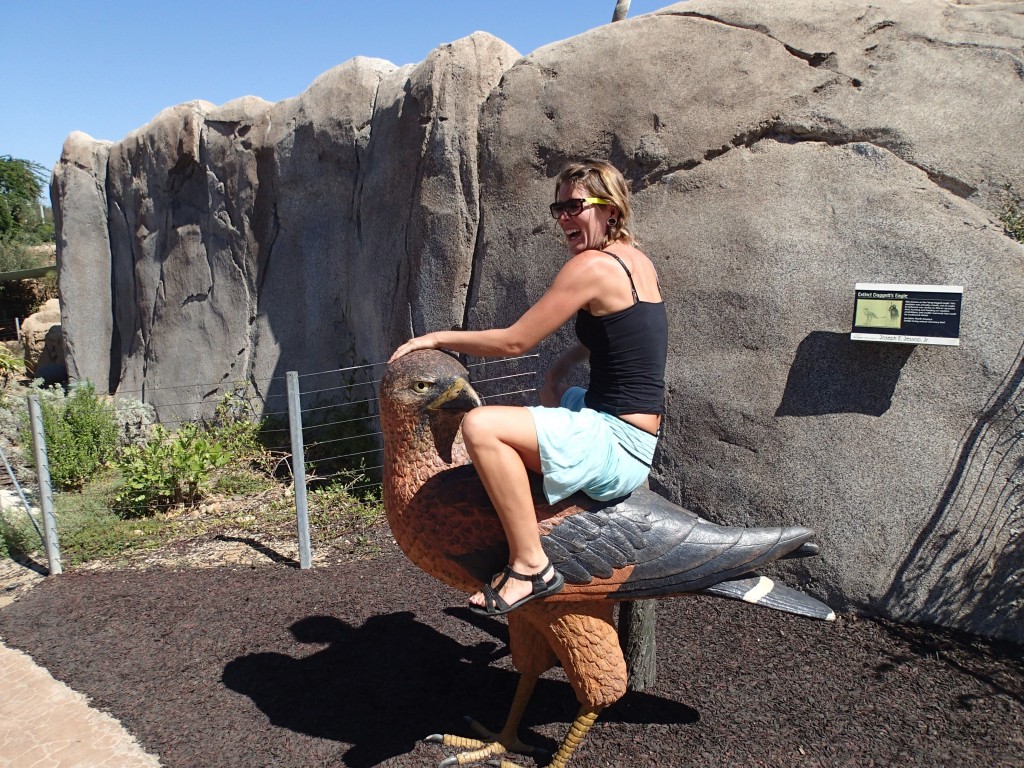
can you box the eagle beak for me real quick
[428,376,482,411]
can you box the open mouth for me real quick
[566,228,582,244]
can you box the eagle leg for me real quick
[547,707,601,768]
[428,673,548,767]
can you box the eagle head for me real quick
[380,349,482,477]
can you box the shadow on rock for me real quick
[776,331,913,417]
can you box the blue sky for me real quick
[2,0,672,199]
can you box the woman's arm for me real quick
[389,253,606,362]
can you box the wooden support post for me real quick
[618,599,656,691]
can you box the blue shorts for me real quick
[526,387,657,504]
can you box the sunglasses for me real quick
[549,197,611,219]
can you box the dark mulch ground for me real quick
[1,551,1021,768]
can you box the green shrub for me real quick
[114,423,230,518]
[27,381,119,490]
[0,239,45,273]
[111,387,275,519]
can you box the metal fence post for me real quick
[27,394,61,575]
[286,371,312,569]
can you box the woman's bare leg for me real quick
[461,406,554,609]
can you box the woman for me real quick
[389,160,667,616]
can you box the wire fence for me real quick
[5,353,540,572]
[0,444,44,549]
[105,354,539,495]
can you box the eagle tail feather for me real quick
[699,575,835,621]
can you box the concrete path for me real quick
[0,557,163,768]
[0,640,161,768]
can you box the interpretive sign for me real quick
[851,283,962,346]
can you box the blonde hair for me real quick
[554,160,635,246]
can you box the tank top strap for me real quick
[600,250,639,304]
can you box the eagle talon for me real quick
[428,728,523,768]
[437,741,509,766]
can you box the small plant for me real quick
[204,386,278,495]
[114,423,230,518]
[1001,195,1024,244]
[307,477,385,557]
[204,384,264,460]
[213,468,275,496]
[0,345,24,387]
[111,385,277,519]
[0,506,37,560]
[309,478,382,522]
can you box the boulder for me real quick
[49,0,1024,642]
[21,298,64,377]
[468,0,1024,643]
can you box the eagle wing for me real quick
[541,487,833,619]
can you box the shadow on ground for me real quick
[223,610,698,767]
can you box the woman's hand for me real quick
[539,343,588,406]
[389,333,439,363]
[539,376,568,407]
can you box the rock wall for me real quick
[51,0,1024,642]
[53,37,518,416]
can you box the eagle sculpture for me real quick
[379,349,834,768]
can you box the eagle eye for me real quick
[412,380,432,394]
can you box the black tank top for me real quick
[574,252,667,416]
